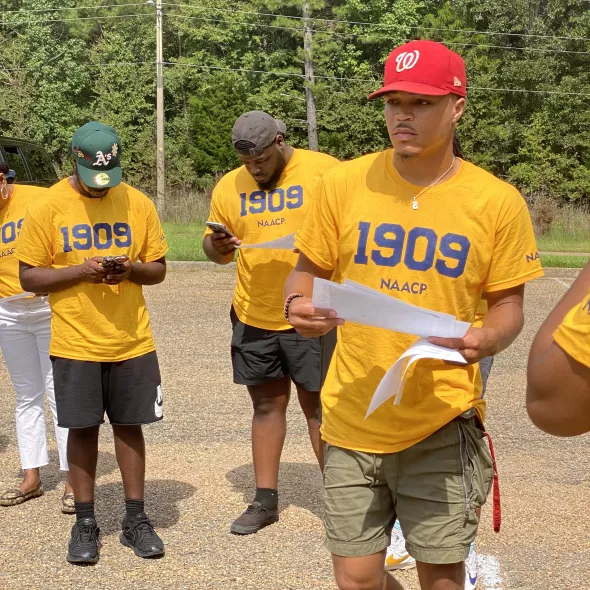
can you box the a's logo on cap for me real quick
[454,77,462,87]
[94,151,112,167]
[395,50,420,73]
[94,173,110,186]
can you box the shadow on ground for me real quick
[36,450,122,493]
[0,434,8,453]
[95,478,196,535]
[226,462,323,519]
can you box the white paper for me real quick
[238,233,295,250]
[365,339,467,417]
[0,292,36,303]
[312,278,470,339]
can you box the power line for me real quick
[0,3,146,15]
[164,61,590,96]
[0,58,587,96]
[165,13,590,55]
[0,12,152,26]
[162,3,590,43]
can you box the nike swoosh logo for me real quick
[469,574,477,585]
[156,398,163,407]
[386,556,409,566]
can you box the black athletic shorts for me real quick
[51,351,163,429]
[230,307,320,391]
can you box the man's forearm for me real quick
[283,269,315,299]
[20,264,82,293]
[129,260,166,285]
[482,301,524,355]
[203,237,234,265]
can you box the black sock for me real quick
[125,499,145,519]
[75,501,95,521]
[254,488,278,510]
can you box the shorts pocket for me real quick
[457,418,494,514]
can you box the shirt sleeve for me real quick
[139,199,169,263]
[553,290,590,368]
[14,207,54,267]
[203,184,233,238]
[294,171,340,271]
[484,191,544,291]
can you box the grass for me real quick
[536,225,590,253]
[163,221,207,261]
[540,254,588,269]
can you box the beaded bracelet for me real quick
[284,293,304,321]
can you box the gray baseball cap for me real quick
[232,111,279,154]
[275,119,287,136]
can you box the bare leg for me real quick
[67,427,99,503]
[112,424,145,500]
[295,385,323,471]
[248,376,291,489]
[416,562,465,590]
[332,551,406,590]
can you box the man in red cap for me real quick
[284,40,544,590]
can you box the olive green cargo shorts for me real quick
[323,411,494,564]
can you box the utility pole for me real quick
[155,0,165,217]
[302,1,318,151]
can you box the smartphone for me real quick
[101,255,128,270]
[206,221,235,238]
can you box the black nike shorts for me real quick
[230,307,320,391]
[51,351,163,429]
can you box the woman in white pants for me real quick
[0,165,73,512]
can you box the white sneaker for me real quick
[465,550,478,590]
[384,529,416,571]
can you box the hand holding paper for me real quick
[311,278,470,414]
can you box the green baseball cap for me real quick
[71,121,122,189]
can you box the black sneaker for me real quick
[230,501,279,535]
[120,512,165,558]
[67,517,100,565]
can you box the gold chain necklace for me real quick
[394,156,456,210]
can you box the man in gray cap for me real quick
[203,110,338,536]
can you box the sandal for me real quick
[0,482,44,506]
[61,492,76,515]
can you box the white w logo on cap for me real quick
[395,50,420,72]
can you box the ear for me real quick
[452,97,465,124]
[276,135,285,149]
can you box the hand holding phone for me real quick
[206,221,242,255]
[205,221,235,238]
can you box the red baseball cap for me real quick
[368,40,466,100]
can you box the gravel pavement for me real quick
[0,267,588,590]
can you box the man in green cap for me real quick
[15,121,169,565]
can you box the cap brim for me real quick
[77,165,122,189]
[368,81,451,100]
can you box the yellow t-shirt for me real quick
[15,178,168,362]
[553,289,590,368]
[205,148,339,331]
[0,185,47,298]
[295,150,544,454]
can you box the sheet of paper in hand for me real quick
[237,233,295,250]
[365,339,467,417]
[312,278,470,338]
[311,278,470,415]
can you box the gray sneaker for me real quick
[230,501,279,535]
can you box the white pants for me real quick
[0,296,68,471]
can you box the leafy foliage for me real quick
[0,0,588,209]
